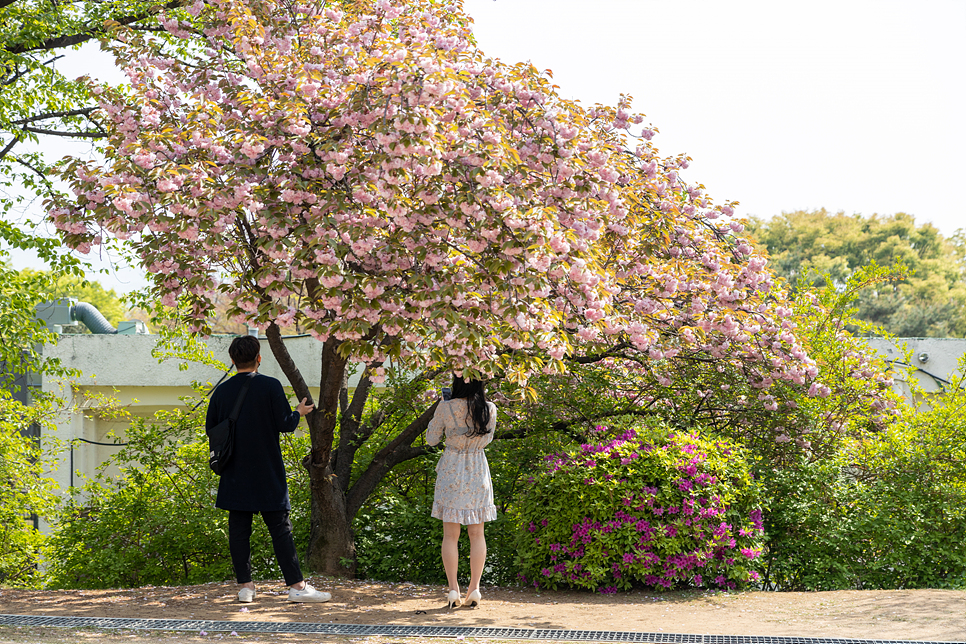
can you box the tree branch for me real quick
[333,363,382,492]
[567,341,632,364]
[12,154,56,192]
[308,334,348,471]
[334,364,445,494]
[344,402,439,520]
[19,126,107,138]
[1,63,30,87]
[234,213,262,279]
[0,136,19,163]
[5,0,189,54]
[264,322,312,404]
[12,107,97,126]
[344,365,380,435]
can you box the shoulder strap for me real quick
[229,372,256,421]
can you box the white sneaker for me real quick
[237,587,255,603]
[288,582,331,603]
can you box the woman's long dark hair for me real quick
[450,376,491,436]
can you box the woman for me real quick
[426,376,497,609]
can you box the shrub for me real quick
[0,395,57,588]
[514,420,764,592]
[756,457,857,590]
[761,372,966,590]
[45,445,235,589]
[353,492,518,586]
[45,407,312,589]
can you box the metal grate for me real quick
[0,614,957,644]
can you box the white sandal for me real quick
[446,589,461,609]
[463,588,481,608]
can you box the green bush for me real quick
[514,419,764,592]
[353,492,517,586]
[0,394,57,588]
[761,370,966,590]
[45,407,312,589]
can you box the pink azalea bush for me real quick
[515,421,764,592]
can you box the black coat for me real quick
[205,372,301,511]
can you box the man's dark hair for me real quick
[229,335,261,370]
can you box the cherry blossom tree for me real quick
[48,0,827,573]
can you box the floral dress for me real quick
[427,398,498,524]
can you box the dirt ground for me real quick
[1,578,964,643]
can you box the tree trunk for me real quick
[265,323,355,576]
[303,459,355,574]
[304,335,355,576]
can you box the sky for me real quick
[7,0,965,293]
[465,0,965,231]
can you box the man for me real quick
[206,335,329,603]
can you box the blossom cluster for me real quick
[48,0,817,396]
[515,423,764,592]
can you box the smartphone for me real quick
[441,387,452,401]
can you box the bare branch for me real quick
[345,402,439,520]
[19,126,107,138]
[0,136,19,162]
[12,107,97,126]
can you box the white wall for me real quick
[39,334,347,505]
[866,337,966,399]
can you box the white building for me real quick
[866,337,966,401]
[39,333,329,496]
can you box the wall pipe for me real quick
[71,302,116,334]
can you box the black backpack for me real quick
[207,373,255,475]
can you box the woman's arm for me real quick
[426,402,447,446]
[483,401,497,446]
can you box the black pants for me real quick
[228,510,303,586]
